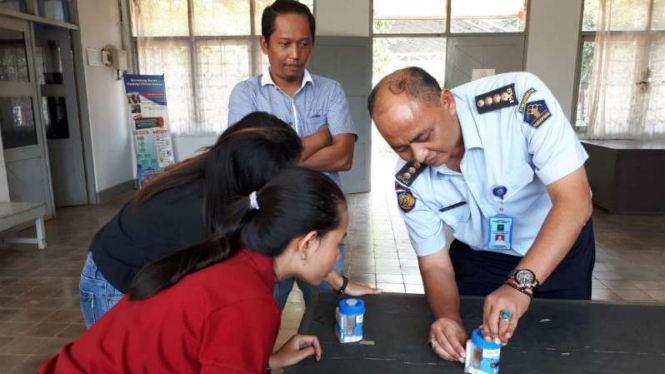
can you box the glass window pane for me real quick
[645,36,664,133]
[609,0,650,31]
[451,0,526,33]
[193,0,250,36]
[582,0,600,31]
[597,37,645,133]
[38,0,69,23]
[0,0,26,12]
[254,38,270,74]
[137,40,195,134]
[373,37,446,87]
[0,28,29,82]
[34,39,63,85]
[196,40,251,131]
[575,41,595,128]
[131,0,189,37]
[373,0,446,34]
[0,96,38,149]
[652,0,664,30]
[41,96,69,139]
[583,0,653,31]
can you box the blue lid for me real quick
[339,298,365,314]
[471,328,502,349]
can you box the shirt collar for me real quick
[453,91,484,150]
[260,66,313,90]
[433,93,484,176]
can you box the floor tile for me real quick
[612,289,656,302]
[376,274,403,284]
[377,283,405,293]
[0,354,28,372]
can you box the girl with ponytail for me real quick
[42,167,349,374]
[79,112,377,328]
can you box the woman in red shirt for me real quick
[40,167,348,373]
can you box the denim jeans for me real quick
[273,243,345,310]
[79,252,124,328]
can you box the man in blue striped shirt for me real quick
[228,0,379,309]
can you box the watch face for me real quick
[515,270,535,286]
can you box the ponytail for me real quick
[126,167,345,300]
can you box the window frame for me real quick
[571,0,664,135]
[128,0,315,135]
[370,0,530,89]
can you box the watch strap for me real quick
[505,277,534,300]
[336,275,349,294]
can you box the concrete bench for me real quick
[0,202,47,249]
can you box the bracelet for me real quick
[504,278,534,300]
[336,275,349,294]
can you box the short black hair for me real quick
[368,67,442,117]
[262,0,316,44]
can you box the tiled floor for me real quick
[0,186,663,373]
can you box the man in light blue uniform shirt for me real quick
[369,67,594,363]
[228,0,380,309]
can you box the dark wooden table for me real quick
[285,292,665,374]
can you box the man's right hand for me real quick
[301,125,332,160]
[429,317,468,363]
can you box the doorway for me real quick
[34,25,88,207]
[0,16,55,217]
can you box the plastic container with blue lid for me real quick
[335,298,365,343]
[464,328,502,374]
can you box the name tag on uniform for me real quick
[488,214,513,250]
[488,186,513,250]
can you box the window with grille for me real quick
[130,0,313,135]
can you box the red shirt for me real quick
[40,249,280,374]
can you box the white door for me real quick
[0,16,55,217]
[445,36,526,88]
[35,27,88,206]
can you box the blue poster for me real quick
[123,74,175,186]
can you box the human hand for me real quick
[269,334,322,369]
[482,284,531,345]
[343,281,382,296]
[429,317,468,363]
[309,125,332,149]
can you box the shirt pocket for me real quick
[504,161,535,202]
[437,201,471,233]
[303,115,327,135]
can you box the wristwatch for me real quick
[505,269,539,299]
[336,275,349,294]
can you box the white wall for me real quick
[316,0,370,37]
[76,0,134,192]
[525,0,583,119]
[173,136,215,162]
[0,134,9,201]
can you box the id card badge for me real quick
[488,214,513,250]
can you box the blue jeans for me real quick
[79,252,124,328]
[273,244,345,310]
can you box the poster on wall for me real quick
[123,74,175,187]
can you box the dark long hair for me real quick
[133,112,303,234]
[262,0,316,44]
[126,167,346,300]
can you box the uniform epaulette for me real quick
[395,161,425,187]
[474,83,518,114]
